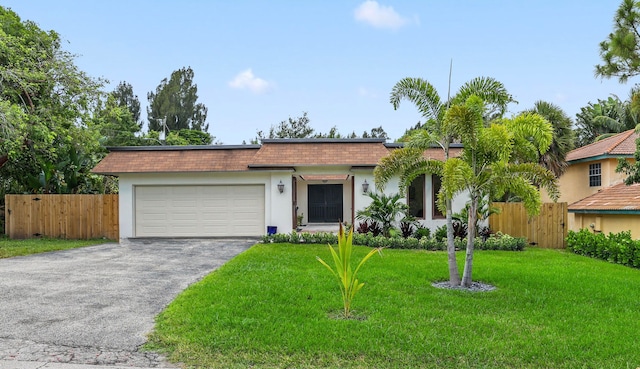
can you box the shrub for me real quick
[567,229,640,268]
[414,225,431,240]
[399,219,416,238]
[356,220,383,237]
[434,225,447,242]
[263,228,525,251]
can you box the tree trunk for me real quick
[461,195,478,288]
[0,155,7,169]
[446,198,461,286]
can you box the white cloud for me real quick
[354,1,411,30]
[228,69,271,94]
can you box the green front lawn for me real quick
[147,244,640,369]
[0,237,113,258]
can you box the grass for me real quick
[146,244,640,369]
[0,236,113,258]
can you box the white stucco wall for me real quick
[117,168,469,240]
[117,171,293,240]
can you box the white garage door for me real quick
[135,185,265,237]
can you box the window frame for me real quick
[589,163,601,187]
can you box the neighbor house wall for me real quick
[117,171,292,240]
[542,158,633,204]
[572,213,640,240]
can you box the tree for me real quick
[574,94,639,146]
[0,6,105,195]
[375,76,513,287]
[147,66,209,132]
[256,112,314,140]
[111,81,141,128]
[362,126,389,139]
[442,96,558,287]
[595,0,640,83]
[523,101,574,177]
[91,94,142,147]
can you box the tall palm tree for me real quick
[375,76,513,287]
[524,101,574,177]
[443,95,559,287]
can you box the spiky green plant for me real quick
[316,223,382,318]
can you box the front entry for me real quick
[308,184,343,223]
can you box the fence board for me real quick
[5,195,119,240]
[489,202,567,249]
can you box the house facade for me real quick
[541,129,639,236]
[92,139,466,240]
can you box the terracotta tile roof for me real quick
[568,182,640,212]
[566,130,638,162]
[249,140,391,167]
[92,146,259,175]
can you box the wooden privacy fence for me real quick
[5,194,118,240]
[488,202,568,249]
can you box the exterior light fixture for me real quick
[277,180,285,194]
[362,179,369,194]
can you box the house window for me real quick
[589,163,601,187]
[432,174,444,219]
[408,175,425,219]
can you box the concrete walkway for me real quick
[0,238,256,368]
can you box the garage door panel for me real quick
[135,185,265,237]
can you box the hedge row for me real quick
[567,229,640,268]
[262,231,526,251]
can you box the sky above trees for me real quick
[2,0,632,144]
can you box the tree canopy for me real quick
[147,66,209,133]
[0,6,106,194]
[595,0,640,83]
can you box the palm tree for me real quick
[523,101,574,178]
[443,95,559,287]
[356,192,408,237]
[375,76,513,286]
[575,94,639,147]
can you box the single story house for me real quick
[92,139,466,240]
[541,129,639,236]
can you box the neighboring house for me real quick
[541,129,639,236]
[92,139,466,240]
[568,183,640,239]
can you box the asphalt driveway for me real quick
[0,238,255,351]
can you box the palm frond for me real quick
[390,77,443,122]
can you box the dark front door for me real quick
[308,184,343,223]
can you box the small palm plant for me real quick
[316,223,382,318]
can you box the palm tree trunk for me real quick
[446,199,461,286]
[461,195,478,288]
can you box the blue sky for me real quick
[3,0,633,144]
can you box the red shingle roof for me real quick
[249,140,391,167]
[92,140,461,175]
[92,147,259,175]
[566,130,638,162]
[568,182,640,212]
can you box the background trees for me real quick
[524,101,574,177]
[147,66,209,133]
[595,0,640,82]
[0,6,105,194]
